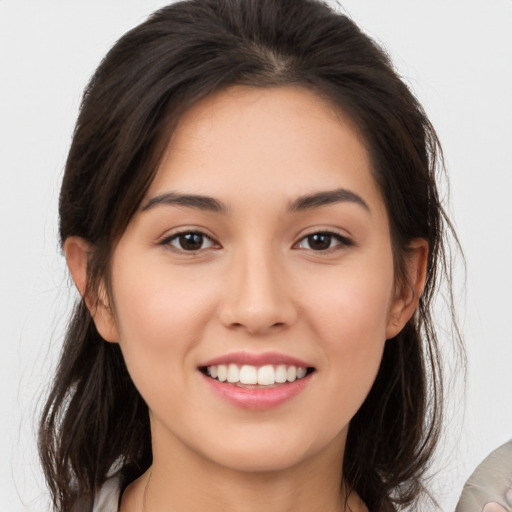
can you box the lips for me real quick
[198,352,315,409]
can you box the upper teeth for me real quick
[207,364,308,385]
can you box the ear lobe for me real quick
[63,236,119,343]
[386,238,429,339]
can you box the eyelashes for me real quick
[159,229,354,254]
[295,232,354,252]
[161,231,218,252]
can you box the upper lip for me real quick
[200,351,313,368]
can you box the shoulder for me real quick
[456,439,512,512]
[93,474,122,512]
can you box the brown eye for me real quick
[164,231,216,251]
[307,233,332,250]
[297,232,352,251]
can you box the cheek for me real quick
[109,258,218,395]
[306,264,394,348]
[113,257,216,344]
[300,259,394,415]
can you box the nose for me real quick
[218,247,298,335]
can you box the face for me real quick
[95,86,412,474]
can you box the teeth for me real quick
[240,365,258,384]
[275,365,287,383]
[297,367,307,379]
[217,364,227,382]
[257,365,274,385]
[227,364,239,383]
[206,364,309,385]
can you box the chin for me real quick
[194,427,341,474]
[209,446,311,474]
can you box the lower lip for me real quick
[201,373,312,410]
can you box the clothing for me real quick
[93,474,121,512]
[456,439,512,512]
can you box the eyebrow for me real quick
[141,192,227,213]
[141,187,369,214]
[288,188,370,213]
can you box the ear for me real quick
[63,236,120,343]
[386,238,429,339]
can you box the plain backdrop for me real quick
[1,1,511,511]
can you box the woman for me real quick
[38,0,460,510]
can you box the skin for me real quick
[66,86,428,512]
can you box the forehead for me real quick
[148,85,384,216]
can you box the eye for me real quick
[161,231,217,252]
[296,231,353,252]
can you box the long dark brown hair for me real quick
[39,1,462,510]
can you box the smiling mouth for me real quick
[199,364,315,388]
